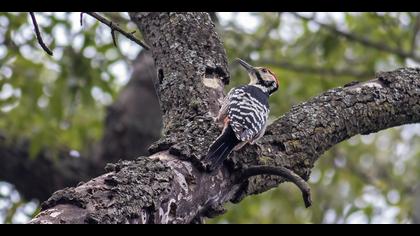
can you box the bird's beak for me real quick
[236,58,256,73]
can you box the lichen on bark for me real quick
[129,12,229,166]
[33,158,174,224]
[232,68,420,198]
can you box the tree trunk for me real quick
[28,12,420,224]
[0,11,222,201]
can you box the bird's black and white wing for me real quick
[227,85,269,142]
[216,90,231,124]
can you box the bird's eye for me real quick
[261,68,267,73]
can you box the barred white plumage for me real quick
[202,58,279,172]
[227,85,269,142]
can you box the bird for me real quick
[202,58,279,172]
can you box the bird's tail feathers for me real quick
[202,125,240,172]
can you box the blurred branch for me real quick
[0,50,161,201]
[261,59,372,78]
[28,12,53,56]
[346,152,414,195]
[411,13,420,53]
[83,12,150,50]
[251,14,371,79]
[253,14,281,50]
[291,13,420,63]
[369,13,403,49]
[0,133,93,201]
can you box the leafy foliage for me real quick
[0,13,139,158]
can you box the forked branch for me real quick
[83,12,150,50]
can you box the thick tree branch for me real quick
[29,67,420,224]
[230,68,420,200]
[28,12,420,224]
[291,13,420,62]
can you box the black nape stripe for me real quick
[255,71,263,82]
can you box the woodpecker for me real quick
[202,58,279,172]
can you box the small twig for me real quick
[28,12,53,56]
[411,13,420,52]
[239,165,312,208]
[84,12,150,50]
[110,22,118,47]
[80,12,84,26]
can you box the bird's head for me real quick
[236,58,279,95]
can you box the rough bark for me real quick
[230,69,420,199]
[28,12,420,224]
[131,12,229,165]
[0,50,162,201]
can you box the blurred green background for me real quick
[0,12,419,223]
